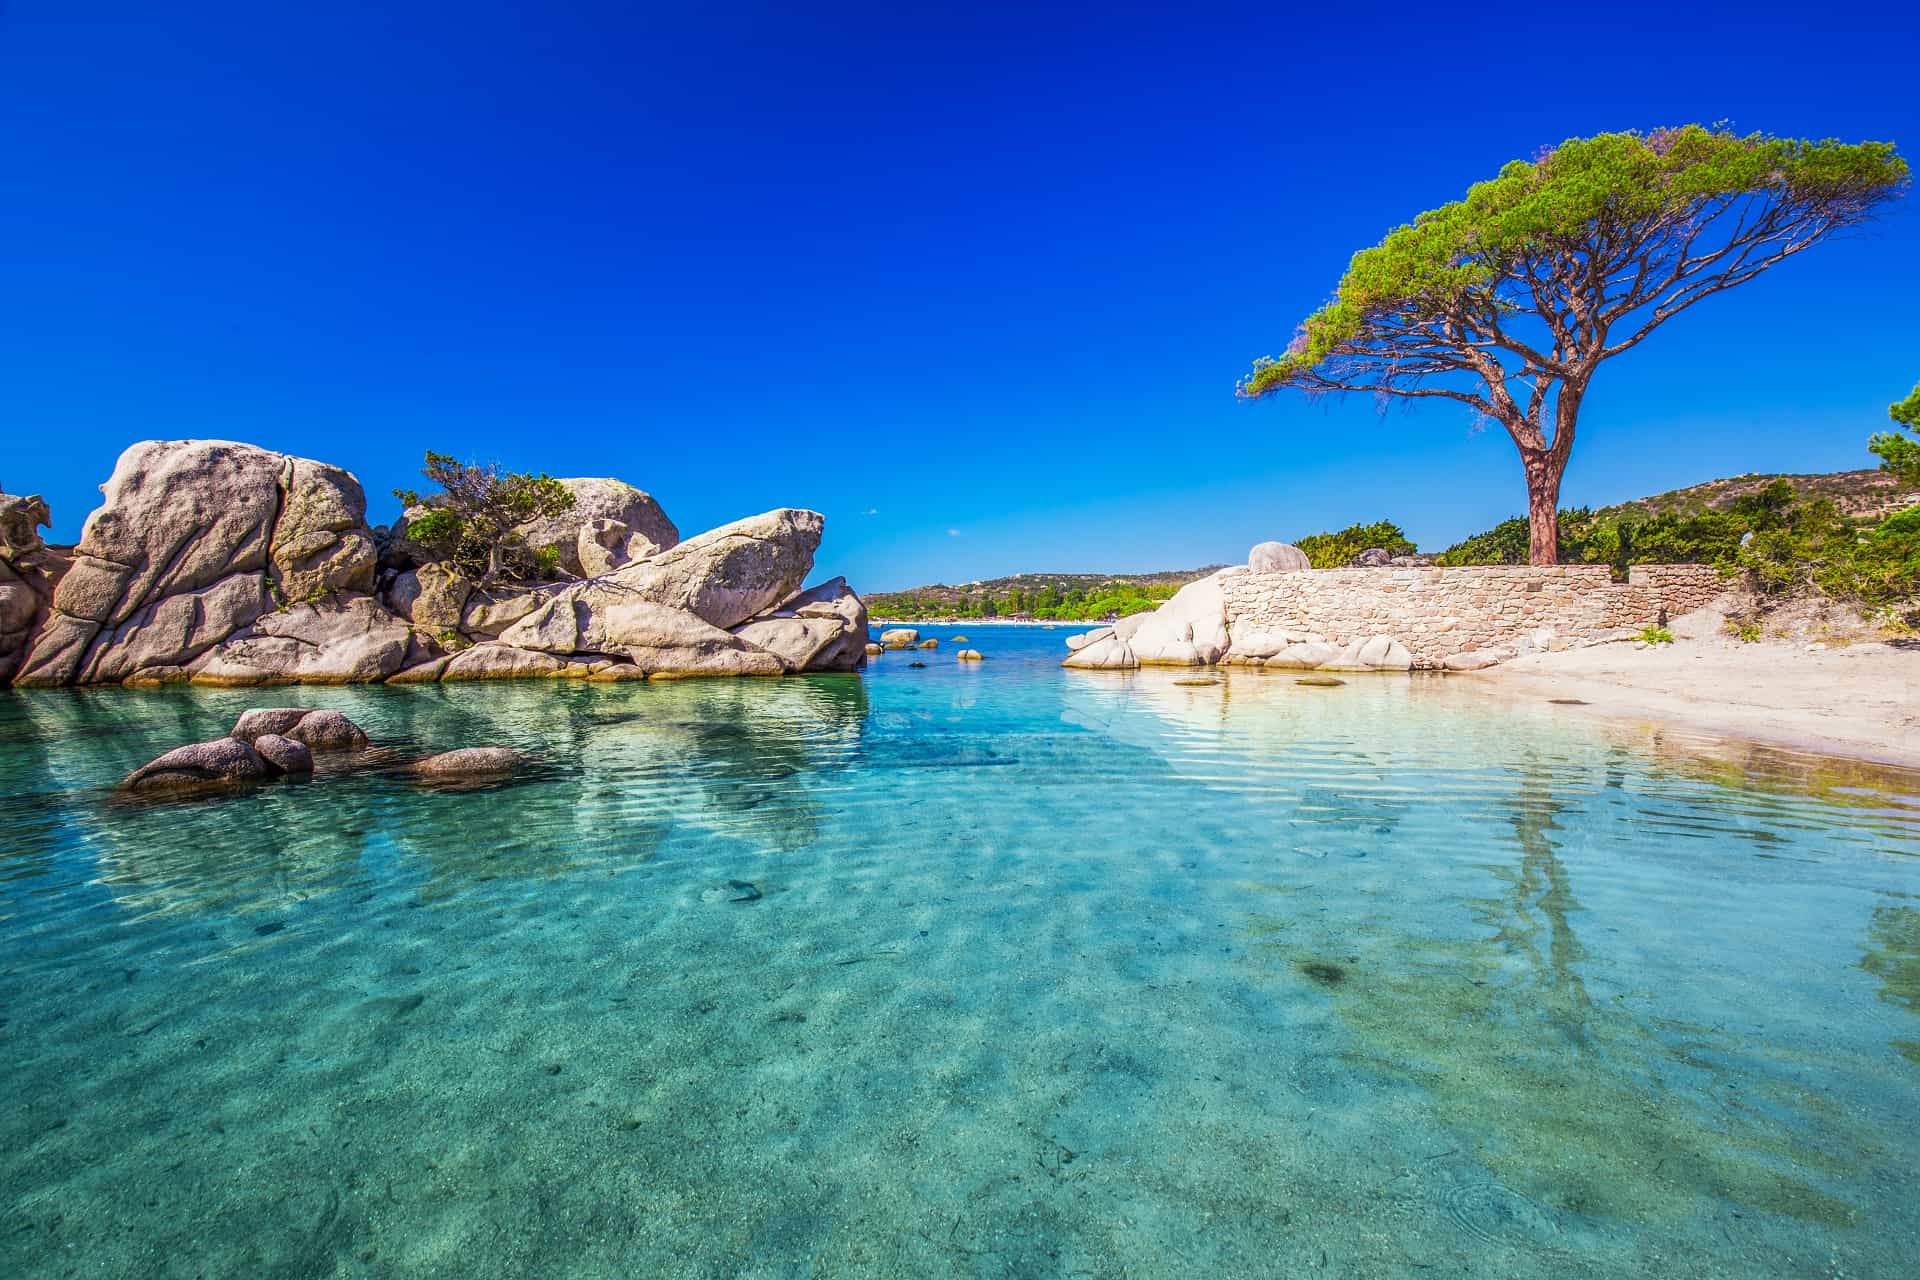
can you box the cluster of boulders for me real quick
[3,440,867,688]
[120,705,526,792]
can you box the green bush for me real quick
[1294,520,1417,568]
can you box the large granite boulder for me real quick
[1248,541,1311,573]
[499,598,784,676]
[384,566,472,634]
[611,508,822,629]
[730,577,868,673]
[438,642,569,681]
[1061,632,1138,670]
[1126,572,1232,666]
[515,478,679,578]
[0,489,60,681]
[191,598,415,686]
[270,459,377,599]
[13,441,385,686]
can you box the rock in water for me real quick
[956,649,984,662]
[251,733,314,775]
[1125,572,1232,666]
[1248,541,1311,573]
[283,709,369,751]
[122,738,270,791]
[879,628,919,646]
[230,707,314,742]
[409,747,526,779]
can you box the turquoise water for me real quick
[4,624,1920,1278]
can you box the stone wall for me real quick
[1220,563,1728,667]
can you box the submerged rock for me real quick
[409,746,527,779]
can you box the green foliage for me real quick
[1728,620,1763,643]
[393,451,576,584]
[1294,520,1416,568]
[1241,128,1909,398]
[1636,625,1675,645]
[1435,517,1533,566]
[1871,383,1920,487]
[873,580,1181,622]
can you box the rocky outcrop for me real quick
[729,577,868,673]
[14,442,387,687]
[7,444,864,688]
[0,488,63,680]
[515,478,678,578]
[192,598,416,686]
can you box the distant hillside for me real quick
[869,567,1224,621]
[1593,469,1917,523]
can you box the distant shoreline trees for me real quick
[1239,127,1909,565]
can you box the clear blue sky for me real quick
[2,2,1915,590]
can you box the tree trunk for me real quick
[1522,451,1563,565]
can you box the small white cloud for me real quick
[946,528,961,537]
[863,507,879,516]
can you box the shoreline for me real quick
[1466,637,1920,772]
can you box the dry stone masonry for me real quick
[1220,563,1726,668]
[1064,543,1728,673]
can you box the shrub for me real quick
[394,452,575,584]
[1294,520,1416,568]
[1637,625,1675,645]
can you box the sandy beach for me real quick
[1474,634,1920,769]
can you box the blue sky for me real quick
[2,2,1915,590]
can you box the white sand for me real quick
[1473,635,1920,768]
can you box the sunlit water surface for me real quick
[4,625,1920,1278]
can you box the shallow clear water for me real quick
[4,624,1920,1278]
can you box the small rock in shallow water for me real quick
[1295,676,1345,687]
[1173,676,1217,686]
[727,879,762,903]
[408,747,526,779]
[956,649,984,662]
